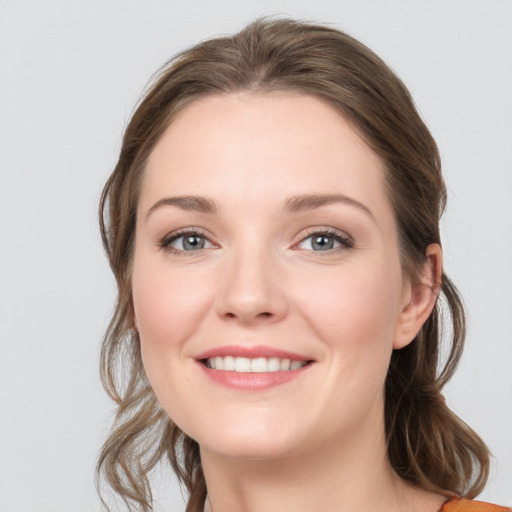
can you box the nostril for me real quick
[223,310,273,321]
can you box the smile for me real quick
[204,356,309,372]
[195,345,314,390]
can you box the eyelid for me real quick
[159,227,216,254]
[292,227,354,252]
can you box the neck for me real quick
[200,408,442,512]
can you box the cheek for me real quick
[297,261,402,371]
[130,255,216,407]
[291,263,403,435]
[131,257,218,432]
[132,261,212,345]
[304,262,399,327]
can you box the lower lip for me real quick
[197,362,312,391]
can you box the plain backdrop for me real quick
[0,1,511,511]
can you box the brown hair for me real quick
[97,17,489,512]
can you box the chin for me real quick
[202,437,297,461]
[189,416,302,461]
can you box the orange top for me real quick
[441,498,511,512]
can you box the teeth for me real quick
[235,357,251,372]
[280,358,291,371]
[290,360,304,371]
[205,356,308,372]
[250,357,267,372]
[224,355,235,371]
[267,357,280,372]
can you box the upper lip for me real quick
[195,345,312,361]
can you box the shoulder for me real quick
[441,498,511,512]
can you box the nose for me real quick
[215,246,288,325]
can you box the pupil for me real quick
[183,235,204,250]
[313,235,333,251]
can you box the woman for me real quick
[97,18,510,512]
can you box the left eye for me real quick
[165,233,213,252]
[297,232,352,252]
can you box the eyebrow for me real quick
[146,193,375,222]
[146,195,219,218]
[283,193,375,221]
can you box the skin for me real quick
[132,93,444,512]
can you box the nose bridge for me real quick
[216,233,287,324]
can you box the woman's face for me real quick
[132,93,414,460]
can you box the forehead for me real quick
[140,93,389,218]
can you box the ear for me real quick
[393,243,442,349]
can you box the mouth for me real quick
[202,356,311,372]
[195,345,315,390]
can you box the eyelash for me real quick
[159,227,354,255]
[295,227,354,254]
[159,228,213,255]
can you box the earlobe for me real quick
[393,243,442,349]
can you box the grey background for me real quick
[0,1,511,511]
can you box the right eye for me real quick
[161,231,213,253]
